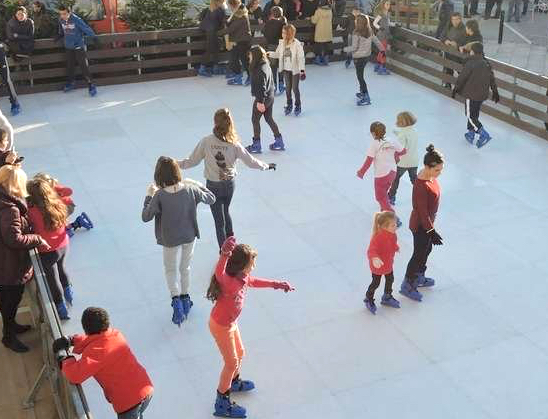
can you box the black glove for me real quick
[492,89,500,104]
[451,88,457,99]
[52,336,72,353]
[427,229,443,246]
[268,163,277,171]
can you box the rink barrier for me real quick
[387,26,548,140]
[24,249,93,419]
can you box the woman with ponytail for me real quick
[178,108,277,249]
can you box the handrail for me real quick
[26,248,93,419]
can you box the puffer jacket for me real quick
[0,187,41,286]
[6,17,35,54]
[225,6,252,43]
[311,6,333,42]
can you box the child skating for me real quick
[207,236,294,418]
[263,6,287,95]
[269,24,306,116]
[344,13,384,106]
[141,157,216,327]
[388,111,419,205]
[27,178,74,320]
[33,172,93,237]
[356,121,406,226]
[364,211,401,314]
[373,0,391,75]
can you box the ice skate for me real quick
[364,298,377,314]
[64,286,74,306]
[464,130,475,145]
[214,392,247,418]
[476,127,492,148]
[381,293,400,308]
[399,278,422,301]
[198,65,213,77]
[10,102,21,116]
[294,104,301,116]
[246,138,262,154]
[416,272,435,287]
[56,301,70,320]
[171,296,185,327]
[230,377,255,392]
[269,135,285,151]
[88,84,97,97]
[181,294,193,318]
[284,104,293,116]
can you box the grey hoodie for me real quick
[178,134,269,182]
[344,34,383,59]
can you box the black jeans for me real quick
[207,179,235,248]
[0,45,18,105]
[283,71,301,107]
[315,42,331,57]
[252,97,280,139]
[229,41,250,75]
[465,99,483,131]
[204,30,220,67]
[40,246,71,305]
[388,166,417,199]
[366,272,394,301]
[405,227,433,280]
[66,48,93,84]
[354,57,369,94]
[0,284,25,340]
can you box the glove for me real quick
[492,89,500,104]
[427,229,443,246]
[451,88,457,99]
[300,71,306,81]
[274,281,294,292]
[221,236,237,256]
[52,336,72,353]
[268,163,276,171]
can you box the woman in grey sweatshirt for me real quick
[142,156,216,327]
[178,108,276,249]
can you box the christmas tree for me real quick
[122,0,193,31]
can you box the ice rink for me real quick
[6,63,548,419]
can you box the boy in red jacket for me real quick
[53,307,154,418]
[365,211,401,314]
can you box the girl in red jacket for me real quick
[54,307,154,419]
[27,178,73,320]
[206,236,294,418]
[364,211,401,314]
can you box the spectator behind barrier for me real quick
[31,1,56,39]
[6,6,35,57]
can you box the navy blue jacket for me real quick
[57,13,96,50]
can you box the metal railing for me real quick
[24,248,93,419]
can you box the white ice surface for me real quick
[6,63,548,419]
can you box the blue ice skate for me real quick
[230,377,255,392]
[63,82,75,93]
[357,92,371,106]
[269,135,285,151]
[399,278,422,301]
[227,74,243,85]
[476,127,492,148]
[181,294,193,318]
[246,138,262,154]
[56,302,70,320]
[88,84,97,97]
[10,102,21,116]
[464,130,475,145]
[171,296,185,327]
[416,272,435,287]
[381,293,400,308]
[214,392,247,418]
[364,298,377,314]
[63,286,74,306]
[198,65,213,77]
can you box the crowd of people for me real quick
[0,1,509,419]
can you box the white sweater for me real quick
[268,39,305,75]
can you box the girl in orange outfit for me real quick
[206,236,294,418]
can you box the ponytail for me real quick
[371,211,397,237]
[206,274,222,302]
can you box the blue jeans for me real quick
[117,394,152,419]
[206,179,235,248]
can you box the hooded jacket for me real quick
[455,54,497,101]
[56,13,96,50]
[0,187,41,286]
[61,328,154,414]
[6,17,35,54]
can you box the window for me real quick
[75,0,106,21]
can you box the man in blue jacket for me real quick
[55,5,97,96]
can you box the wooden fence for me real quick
[388,26,548,140]
[3,20,548,139]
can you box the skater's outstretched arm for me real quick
[356,156,373,179]
[178,138,206,170]
[235,144,269,170]
[248,277,294,291]
[190,182,216,205]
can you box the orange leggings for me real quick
[209,317,245,393]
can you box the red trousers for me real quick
[374,171,396,212]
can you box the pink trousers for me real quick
[374,171,396,212]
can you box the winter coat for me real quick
[31,8,56,39]
[264,18,285,45]
[225,7,252,43]
[56,13,96,50]
[27,206,69,253]
[199,7,226,32]
[440,23,466,46]
[367,229,399,275]
[61,328,154,414]
[455,54,497,101]
[311,6,333,42]
[250,61,275,103]
[302,0,319,18]
[270,38,305,74]
[461,32,483,52]
[0,187,41,286]
[6,17,35,54]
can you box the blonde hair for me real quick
[33,172,58,187]
[213,108,240,145]
[0,165,28,198]
[283,24,296,43]
[372,211,397,236]
[396,111,417,127]
[210,0,225,11]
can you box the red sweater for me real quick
[210,254,282,326]
[28,206,68,253]
[409,178,441,232]
[367,229,399,275]
[62,329,154,414]
[54,184,74,207]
